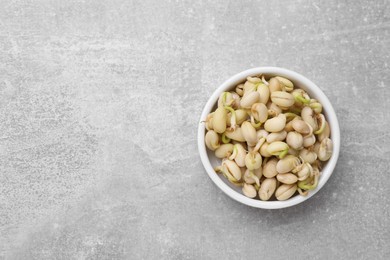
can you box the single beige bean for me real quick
[264,114,286,132]
[247,76,261,83]
[314,114,326,135]
[292,119,312,135]
[205,130,220,151]
[244,169,256,185]
[242,183,257,198]
[260,142,272,157]
[277,173,298,184]
[276,155,301,174]
[286,131,303,150]
[241,91,260,108]
[317,121,330,142]
[292,89,310,105]
[257,84,270,104]
[303,134,316,147]
[292,88,305,96]
[213,106,227,134]
[229,143,247,167]
[301,106,318,132]
[268,78,282,93]
[266,131,287,143]
[245,152,262,170]
[241,121,258,146]
[312,141,321,155]
[244,167,262,184]
[251,103,268,123]
[205,113,214,131]
[259,178,277,201]
[295,163,312,181]
[218,92,233,108]
[318,137,333,161]
[215,144,234,158]
[236,84,244,96]
[270,91,295,108]
[309,99,322,114]
[244,171,254,184]
[243,81,257,95]
[266,141,289,157]
[225,127,246,142]
[230,92,241,109]
[267,102,282,117]
[275,76,294,92]
[227,109,248,126]
[299,148,317,164]
[222,159,242,181]
[263,158,278,178]
[275,184,297,200]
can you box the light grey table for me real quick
[1,0,389,259]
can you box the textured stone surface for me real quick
[0,0,389,259]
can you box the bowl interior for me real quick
[199,67,340,209]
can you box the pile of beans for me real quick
[204,75,332,201]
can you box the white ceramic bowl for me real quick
[198,67,340,209]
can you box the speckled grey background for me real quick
[0,0,389,259]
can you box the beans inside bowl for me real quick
[203,74,333,202]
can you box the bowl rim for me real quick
[197,67,340,209]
